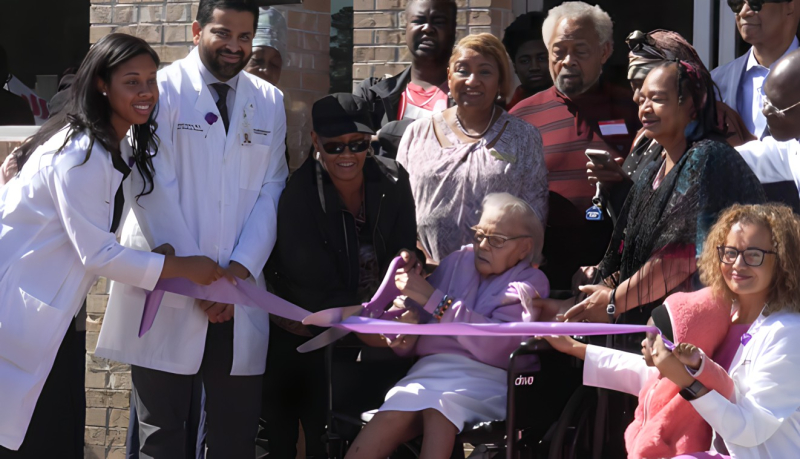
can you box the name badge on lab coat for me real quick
[241,102,255,146]
[598,119,628,136]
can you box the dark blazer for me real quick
[265,154,418,312]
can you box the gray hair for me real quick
[542,1,613,51]
[481,192,545,265]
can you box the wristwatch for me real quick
[679,379,706,401]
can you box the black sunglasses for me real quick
[728,0,792,14]
[321,139,371,154]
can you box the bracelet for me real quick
[607,288,617,323]
[433,295,453,320]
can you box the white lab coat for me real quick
[0,129,164,450]
[95,48,288,376]
[736,137,800,194]
[691,310,800,458]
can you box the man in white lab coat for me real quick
[95,1,288,457]
[736,48,800,202]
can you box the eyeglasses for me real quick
[760,86,800,118]
[472,228,532,249]
[728,0,792,14]
[321,140,371,154]
[717,246,777,267]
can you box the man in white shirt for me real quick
[712,0,800,208]
[737,48,800,200]
[95,0,288,457]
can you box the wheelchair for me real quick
[315,330,590,459]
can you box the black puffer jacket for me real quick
[265,154,417,313]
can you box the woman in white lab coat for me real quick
[0,33,229,457]
[653,204,800,459]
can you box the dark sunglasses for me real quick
[322,140,371,154]
[728,0,792,14]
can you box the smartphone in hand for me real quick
[585,149,612,166]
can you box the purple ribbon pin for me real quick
[204,112,218,125]
[741,333,752,346]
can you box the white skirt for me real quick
[379,353,507,432]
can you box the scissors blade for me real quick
[302,305,364,326]
[296,328,351,353]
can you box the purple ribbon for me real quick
[139,277,309,337]
[331,316,659,337]
[139,258,671,344]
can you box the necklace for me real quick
[455,104,496,139]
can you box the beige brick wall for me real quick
[85,278,131,459]
[352,0,514,86]
[86,1,331,457]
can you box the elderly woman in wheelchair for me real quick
[344,193,550,459]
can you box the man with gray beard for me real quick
[510,1,640,291]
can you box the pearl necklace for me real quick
[455,104,496,139]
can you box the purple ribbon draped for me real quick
[139,277,310,337]
[139,258,672,348]
[332,316,659,337]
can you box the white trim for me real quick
[719,0,739,67]
[693,0,714,68]
[0,126,40,142]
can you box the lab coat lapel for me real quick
[728,310,768,377]
[186,49,226,139]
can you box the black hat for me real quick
[312,93,375,138]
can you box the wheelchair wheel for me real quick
[547,386,597,459]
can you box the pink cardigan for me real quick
[394,245,549,369]
[585,288,732,458]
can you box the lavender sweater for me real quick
[395,245,550,369]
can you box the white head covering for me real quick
[253,7,287,59]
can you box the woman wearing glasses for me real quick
[260,93,418,458]
[396,33,548,266]
[652,203,800,458]
[347,192,549,459]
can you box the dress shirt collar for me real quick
[745,37,799,72]
[197,56,240,92]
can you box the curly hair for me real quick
[698,204,800,315]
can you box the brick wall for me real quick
[352,0,514,87]
[86,1,330,457]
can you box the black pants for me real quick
[0,319,85,458]
[131,321,262,459]
[126,375,205,459]
[261,322,328,459]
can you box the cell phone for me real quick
[585,149,612,166]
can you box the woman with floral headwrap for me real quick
[563,61,766,346]
[587,30,754,221]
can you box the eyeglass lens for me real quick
[719,247,767,266]
[473,232,506,248]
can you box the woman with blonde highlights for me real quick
[652,204,800,458]
[396,33,548,266]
